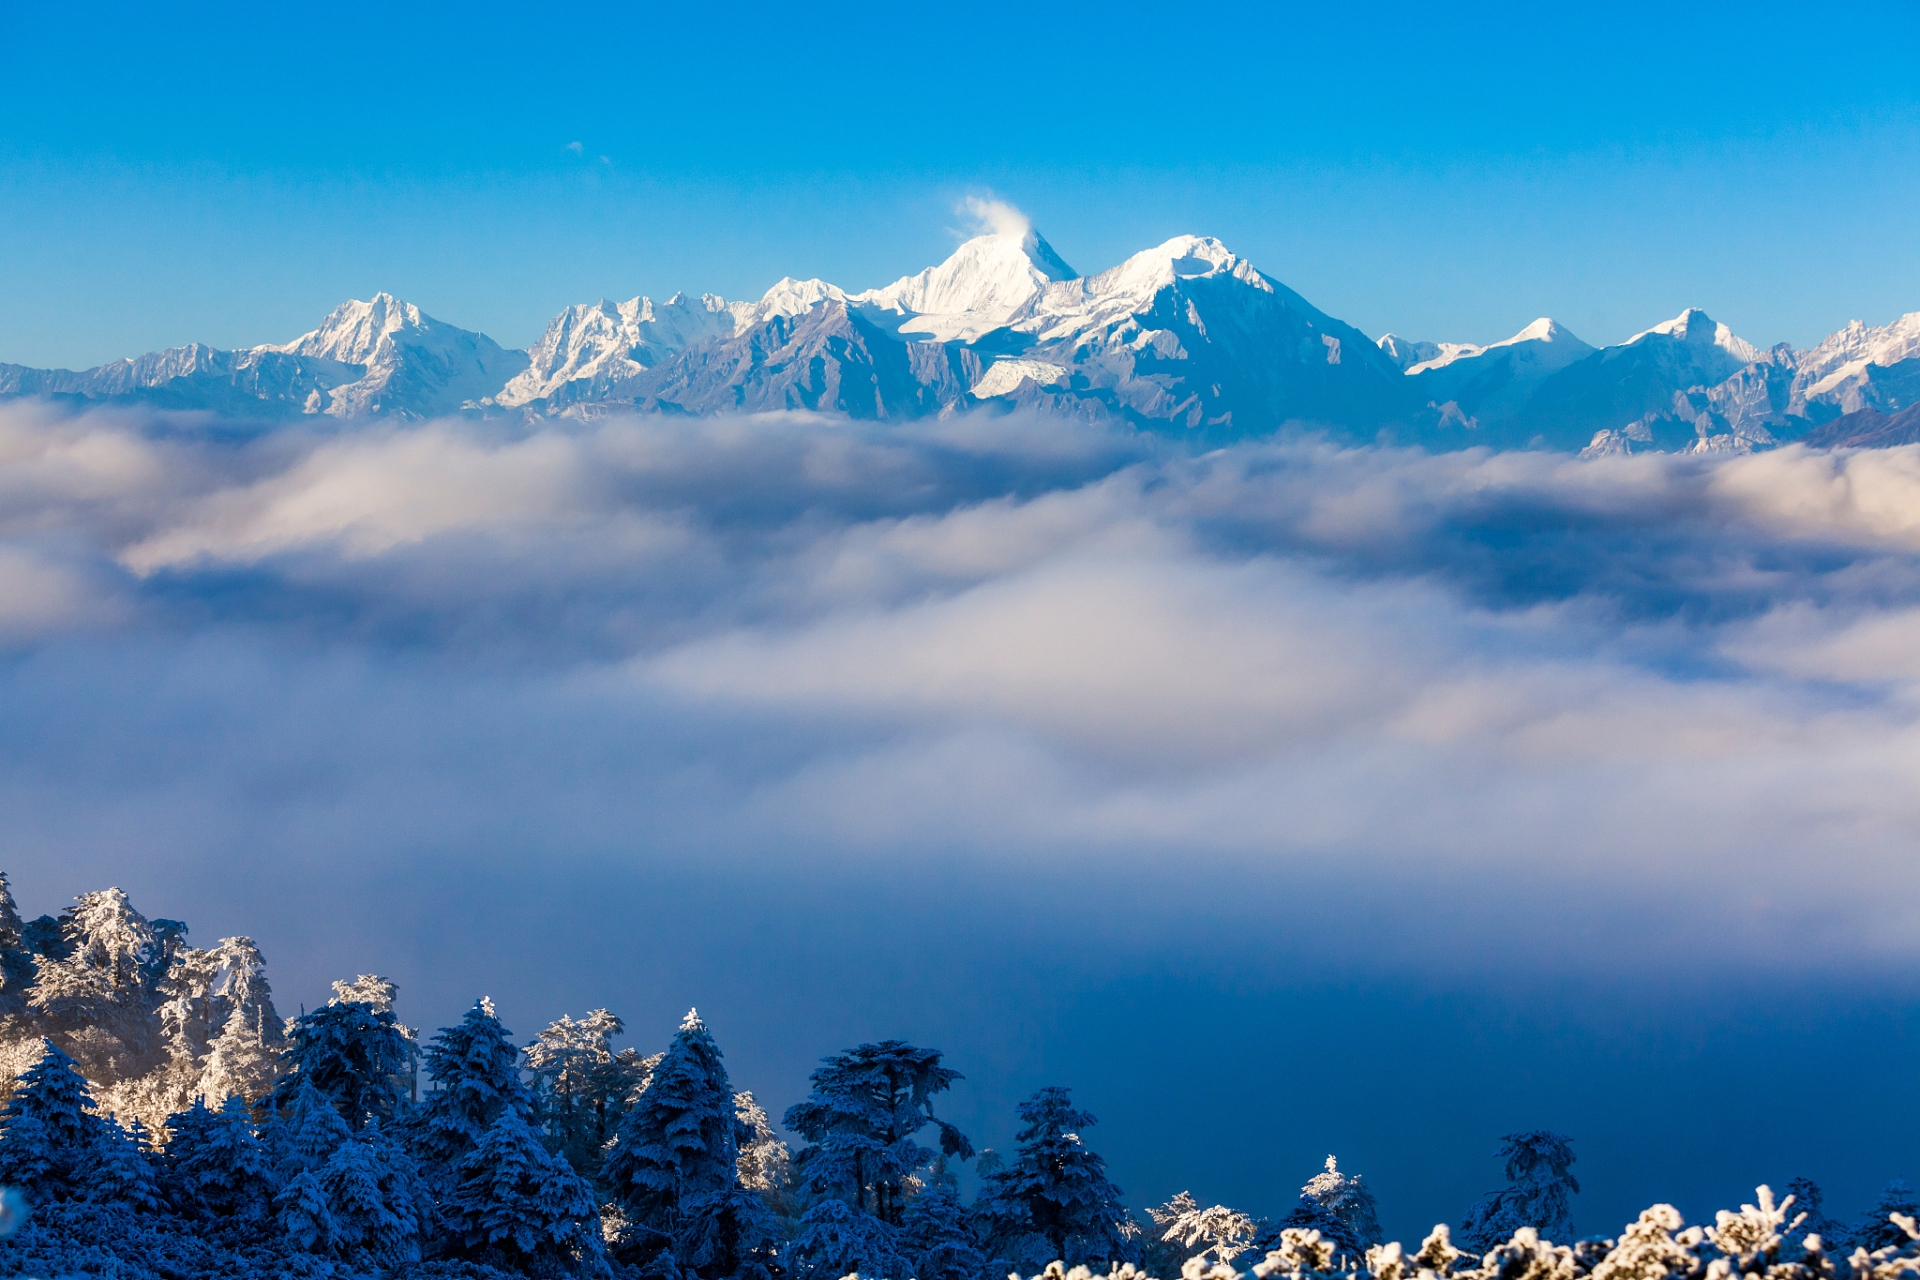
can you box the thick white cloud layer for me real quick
[9,400,1920,977]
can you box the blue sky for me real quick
[3,0,1918,367]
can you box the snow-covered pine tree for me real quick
[0,1039,111,1202]
[1302,1155,1383,1246]
[444,1106,602,1271]
[316,1124,430,1266]
[787,1196,910,1280]
[269,986,417,1128]
[179,937,285,1106]
[0,872,37,1019]
[1253,1193,1364,1261]
[604,1008,740,1235]
[1459,1131,1580,1252]
[1151,1192,1258,1265]
[24,890,167,1086]
[1855,1179,1920,1251]
[414,998,533,1179]
[782,1038,973,1225]
[734,1089,793,1195]
[976,1085,1135,1269]
[527,1007,658,1177]
[679,1184,779,1279]
[1783,1176,1849,1253]
[287,1075,353,1172]
[88,1114,163,1210]
[275,1166,336,1254]
[899,1183,985,1280]
[164,1093,277,1219]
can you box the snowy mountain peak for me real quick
[1377,334,1441,370]
[1629,308,1763,366]
[855,229,1078,322]
[1080,236,1271,308]
[1795,309,1920,398]
[268,293,434,365]
[1403,317,1592,376]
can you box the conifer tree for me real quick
[783,1038,973,1224]
[787,1196,909,1280]
[976,1086,1134,1268]
[316,1125,430,1265]
[527,1007,657,1176]
[1460,1131,1580,1251]
[89,1116,163,1210]
[415,998,533,1176]
[276,1167,336,1254]
[1783,1176,1848,1253]
[270,995,417,1128]
[1302,1155,1383,1246]
[0,1040,111,1202]
[0,872,38,1019]
[1152,1193,1258,1266]
[1856,1179,1920,1251]
[166,1094,278,1219]
[445,1107,603,1270]
[1254,1194,1363,1261]
[605,1008,741,1234]
[288,1075,353,1172]
[900,1183,985,1280]
[680,1184,779,1279]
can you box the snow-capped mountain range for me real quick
[5,226,1917,455]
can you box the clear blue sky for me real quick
[3,0,1918,369]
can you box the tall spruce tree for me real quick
[165,1094,278,1219]
[0,1040,111,1203]
[604,1008,740,1234]
[1460,1131,1580,1251]
[270,994,416,1128]
[444,1107,602,1271]
[1301,1156,1383,1246]
[782,1038,973,1224]
[414,998,533,1176]
[977,1086,1133,1268]
[316,1123,431,1266]
[1856,1180,1920,1252]
[288,1075,354,1172]
[527,1008,657,1177]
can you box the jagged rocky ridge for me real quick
[3,228,1917,455]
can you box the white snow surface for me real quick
[852,230,1078,343]
[1625,308,1765,368]
[496,293,735,407]
[1405,318,1593,375]
[260,292,530,418]
[733,277,850,333]
[1376,334,1441,370]
[1795,310,1920,400]
[972,359,1070,398]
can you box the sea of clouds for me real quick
[6,398,1920,986]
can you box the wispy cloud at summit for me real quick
[959,195,1033,241]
